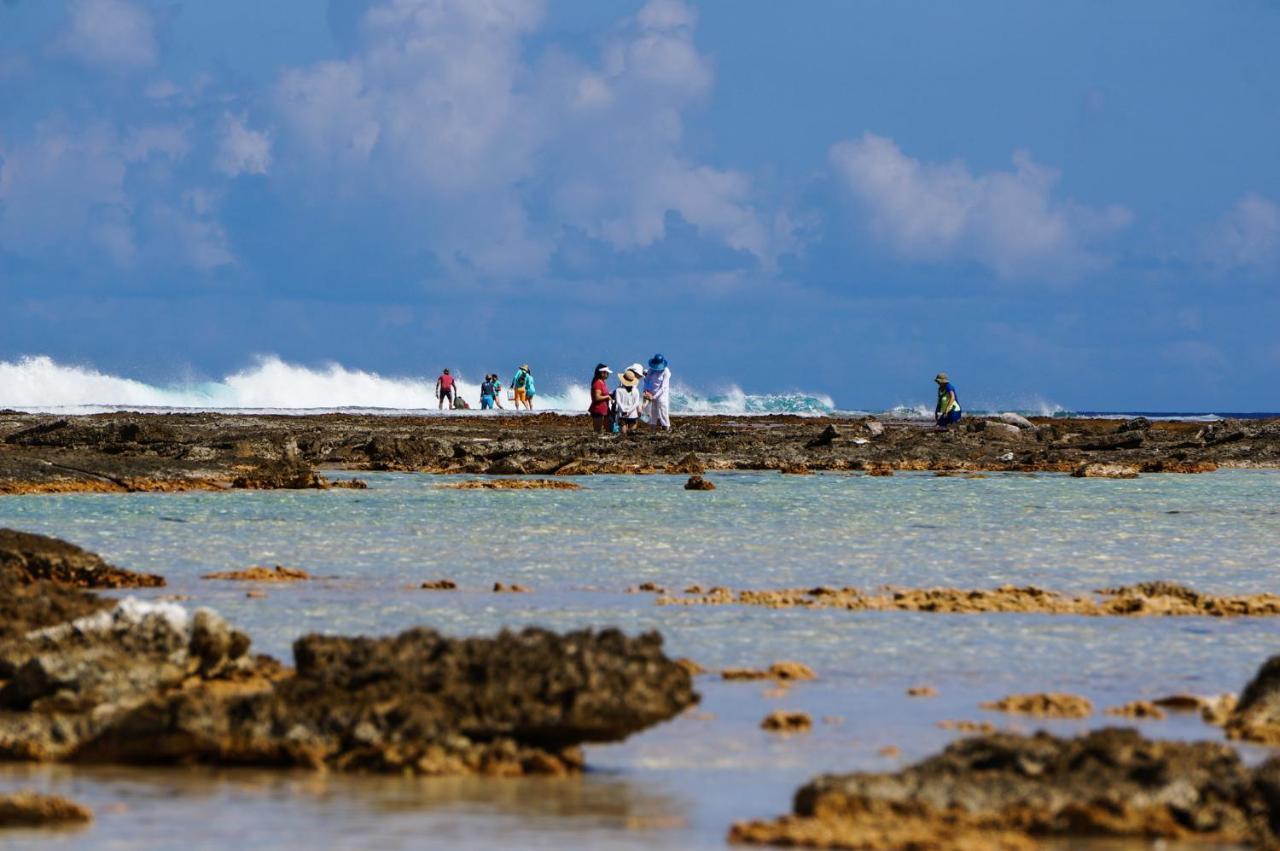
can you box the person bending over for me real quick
[934,372,962,428]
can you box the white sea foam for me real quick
[0,354,834,416]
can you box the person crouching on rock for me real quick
[934,372,961,428]
[643,354,671,431]
[614,368,643,433]
[589,363,613,433]
[436,369,455,410]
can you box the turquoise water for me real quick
[1,470,1279,849]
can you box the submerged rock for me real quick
[980,692,1093,718]
[731,728,1279,848]
[761,710,811,733]
[202,565,311,582]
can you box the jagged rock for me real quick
[980,692,1093,718]
[0,528,163,589]
[862,420,885,437]
[684,475,715,490]
[231,460,328,489]
[731,728,1279,848]
[668,453,706,474]
[1118,416,1152,432]
[0,581,695,775]
[805,425,840,448]
[203,565,312,582]
[761,710,811,733]
[1227,655,1280,745]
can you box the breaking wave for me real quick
[0,355,834,416]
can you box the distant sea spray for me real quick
[0,355,836,416]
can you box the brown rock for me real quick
[907,686,938,698]
[0,792,92,827]
[938,720,997,734]
[420,579,458,590]
[1071,462,1139,478]
[675,658,707,676]
[202,565,311,582]
[980,692,1093,718]
[667,453,705,475]
[0,528,163,588]
[441,479,580,490]
[761,710,812,733]
[722,661,816,682]
[493,582,531,593]
[731,728,1277,849]
[684,475,715,490]
[1105,700,1166,720]
[866,463,894,477]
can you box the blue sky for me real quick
[1,0,1278,410]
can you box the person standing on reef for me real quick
[511,364,533,411]
[614,367,643,433]
[934,372,962,427]
[643,354,671,431]
[479,374,501,410]
[436,369,455,410]
[588,363,612,433]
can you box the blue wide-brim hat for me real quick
[648,353,667,370]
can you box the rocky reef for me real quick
[0,411,1274,493]
[0,531,697,776]
[731,728,1280,849]
[658,580,1280,616]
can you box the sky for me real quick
[1,0,1278,411]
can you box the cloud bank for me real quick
[829,133,1133,280]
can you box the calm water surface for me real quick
[1,470,1278,849]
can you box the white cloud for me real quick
[0,120,222,270]
[272,0,791,277]
[56,0,158,73]
[1203,194,1280,274]
[829,132,1132,280]
[216,113,272,177]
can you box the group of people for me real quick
[435,359,958,431]
[588,354,671,434]
[435,364,537,411]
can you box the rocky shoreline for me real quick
[0,411,1276,493]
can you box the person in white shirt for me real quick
[641,353,671,431]
[613,368,643,432]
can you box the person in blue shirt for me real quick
[934,372,962,427]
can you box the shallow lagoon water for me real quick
[1,470,1279,849]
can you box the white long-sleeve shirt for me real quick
[643,367,670,400]
[613,386,641,418]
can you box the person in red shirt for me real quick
[435,369,455,410]
[588,363,612,433]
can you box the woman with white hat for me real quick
[588,363,613,433]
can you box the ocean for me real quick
[1,470,1278,849]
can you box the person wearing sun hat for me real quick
[642,353,671,431]
[934,372,961,428]
[613,367,643,433]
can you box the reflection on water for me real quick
[0,471,1277,848]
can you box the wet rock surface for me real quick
[657,581,1280,616]
[980,692,1093,718]
[201,565,312,582]
[732,728,1280,848]
[0,533,698,776]
[0,528,163,589]
[0,792,93,827]
[0,411,1271,494]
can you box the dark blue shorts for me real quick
[939,410,961,425]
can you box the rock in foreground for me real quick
[0,599,696,776]
[731,728,1279,849]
